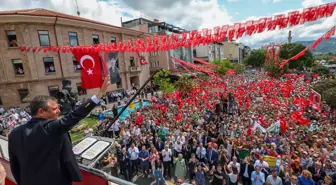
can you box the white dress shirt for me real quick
[174,142,183,152]
[128,147,139,160]
[162,149,172,162]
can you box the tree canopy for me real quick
[312,80,336,109]
[243,49,265,67]
[153,70,175,94]
[279,43,313,69]
[212,59,245,75]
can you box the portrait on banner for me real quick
[104,52,121,84]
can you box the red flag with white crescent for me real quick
[72,49,103,89]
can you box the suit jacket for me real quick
[207,149,218,164]
[8,98,97,185]
[240,162,254,178]
[154,141,164,151]
[307,165,326,183]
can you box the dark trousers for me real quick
[120,167,129,181]
[114,130,120,138]
[107,130,113,138]
[130,159,138,176]
[198,158,206,163]
[242,176,251,185]
[163,161,171,177]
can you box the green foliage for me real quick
[312,80,336,95]
[279,43,313,69]
[233,63,246,73]
[211,59,245,75]
[314,53,335,60]
[263,59,288,78]
[322,87,336,109]
[312,65,330,77]
[312,80,336,108]
[153,70,175,93]
[243,49,265,67]
[175,75,195,94]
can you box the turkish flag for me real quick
[72,49,103,89]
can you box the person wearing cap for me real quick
[266,169,283,185]
[301,151,312,170]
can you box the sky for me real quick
[0,0,335,48]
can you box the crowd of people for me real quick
[98,72,336,185]
[0,107,31,137]
[1,71,335,185]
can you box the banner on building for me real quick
[102,52,121,84]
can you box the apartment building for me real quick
[0,9,150,109]
[122,18,193,75]
[193,43,224,62]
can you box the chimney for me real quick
[153,19,159,23]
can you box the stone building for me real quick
[0,9,150,109]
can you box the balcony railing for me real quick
[129,66,141,72]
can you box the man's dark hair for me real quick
[29,95,57,116]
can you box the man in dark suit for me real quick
[240,157,254,185]
[206,145,218,169]
[8,77,110,185]
[307,161,326,184]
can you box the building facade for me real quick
[122,18,193,74]
[0,9,150,109]
[193,43,224,62]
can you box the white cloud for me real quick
[302,0,324,8]
[238,7,336,48]
[0,0,333,49]
[227,0,239,2]
[262,0,282,4]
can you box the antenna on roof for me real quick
[74,0,80,16]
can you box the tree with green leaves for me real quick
[312,80,336,95]
[263,59,288,78]
[279,43,313,69]
[322,87,336,109]
[175,75,196,94]
[312,65,330,77]
[243,49,265,67]
[153,70,175,94]
[233,63,246,73]
[211,59,245,75]
[312,80,336,109]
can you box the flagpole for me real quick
[101,69,162,135]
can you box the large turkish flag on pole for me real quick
[72,50,103,89]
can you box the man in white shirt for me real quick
[176,132,186,144]
[112,120,120,138]
[162,145,172,178]
[174,141,183,157]
[133,125,141,136]
[196,143,207,163]
[254,156,269,171]
[128,143,139,177]
[228,156,241,173]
